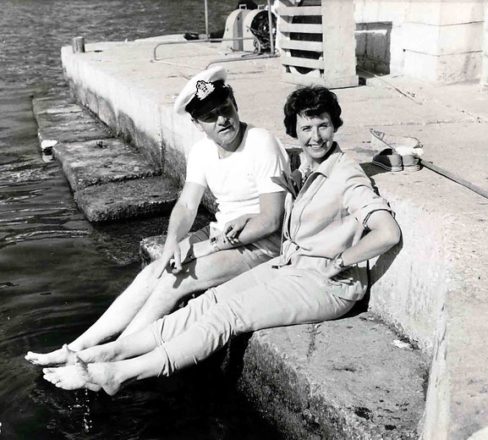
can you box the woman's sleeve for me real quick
[342,165,393,229]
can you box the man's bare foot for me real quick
[42,356,122,396]
[25,344,79,366]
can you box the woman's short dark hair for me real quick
[283,86,343,138]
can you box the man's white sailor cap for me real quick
[174,66,230,117]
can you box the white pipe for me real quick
[204,0,209,39]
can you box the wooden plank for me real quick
[276,6,322,16]
[281,55,324,69]
[280,39,323,52]
[282,71,358,89]
[279,22,323,34]
[282,71,325,86]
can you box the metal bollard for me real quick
[72,36,85,54]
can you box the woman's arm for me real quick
[325,210,401,278]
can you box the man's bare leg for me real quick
[120,246,260,337]
[25,260,162,366]
[27,242,266,366]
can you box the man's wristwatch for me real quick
[331,253,346,272]
[210,236,221,252]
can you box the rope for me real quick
[421,160,488,200]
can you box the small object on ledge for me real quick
[72,36,85,53]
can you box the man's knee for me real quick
[130,263,158,289]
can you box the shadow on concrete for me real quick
[361,161,390,179]
[220,333,253,387]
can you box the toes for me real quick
[25,352,41,364]
[102,384,119,396]
[85,382,101,392]
[43,373,59,385]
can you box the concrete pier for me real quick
[57,36,488,438]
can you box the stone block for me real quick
[37,118,112,153]
[402,21,483,56]
[354,0,409,24]
[33,95,113,152]
[32,96,82,117]
[54,138,160,191]
[403,50,483,83]
[238,317,426,439]
[389,25,405,75]
[74,176,179,222]
[404,0,485,26]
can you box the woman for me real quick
[42,86,401,395]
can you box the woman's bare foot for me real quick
[76,341,119,364]
[42,356,122,396]
[25,344,79,366]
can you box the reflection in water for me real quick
[0,1,281,439]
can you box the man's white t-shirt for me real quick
[186,125,290,232]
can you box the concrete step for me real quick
[53,138,160,191]
[140,236,427,439]
[32,95,178,223]
[238,314,426,440]
[75,176,178,222]
[33,96,113,153]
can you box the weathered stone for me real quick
[74,176,178,222]
[32,96,113,151]
[32,96,83,116]
[37,120,112,151]
[237,316,426,439]
[54,138,160,191]
[140,234,167,263]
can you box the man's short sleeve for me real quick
[251,129,290,194]
[185,141,208,188]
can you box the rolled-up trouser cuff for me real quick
[155,344,174,377]
[150,321,172,377]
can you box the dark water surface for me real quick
[0,2,281,439]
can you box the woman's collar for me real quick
[308,142,343,177]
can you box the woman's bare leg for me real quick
[43,348,164,396]
[42,326,163,396]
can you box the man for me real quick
[26,65,289,366]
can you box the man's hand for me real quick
[156,237,182,278]
[223,215,252,245]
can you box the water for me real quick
[0,2,281,439]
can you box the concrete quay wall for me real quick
[61,39,488,438]
[354,0,486,83]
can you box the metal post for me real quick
[204,0,209,39]
[267,0,274,54]
[72,36,85,53]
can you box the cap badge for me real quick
[195,80,215,101]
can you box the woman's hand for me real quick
[323,260,343,279]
